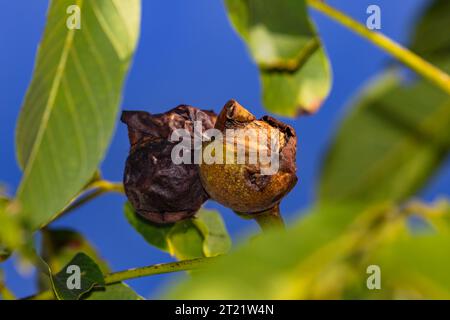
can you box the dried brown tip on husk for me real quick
[215,99,256,131]
[122,105,217,224]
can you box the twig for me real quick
[104,257,219,284]
[47,180,124,224]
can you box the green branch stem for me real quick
[26,257,219,300]
[307,0,450,95]
[104,257,219,284]
[48,180,124,223]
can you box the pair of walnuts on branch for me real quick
[121,100,298,226]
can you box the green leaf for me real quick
[319,70,450,204]
[124,203,231,260]
[41,228,142,300]
[0,200,24,258]
[0,270,16,300]
[367,233,450,299]
[225,0,331,116]
[410,0,450,64]
[0,248,9,263]
[319,0,450,205]
[414,200,450,234]
[39,228,109,291]
[192,209,232,257]
[85,283,143,300]
[50,252,105,300]
[167,220,205,260]
[165,203,403,299]
[15,0,141,230]
[124,202,172,252]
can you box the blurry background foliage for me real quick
[1,0,450,300]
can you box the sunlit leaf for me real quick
[414,200,450,234]
[225,0,331,116]
[15,0,141,230]
[166,221,204,260]
[192,209,232,257]
[124,203,231,260]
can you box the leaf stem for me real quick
[48,180,124,223]
[64,180,124,214]
[307,0,450,95]
[254,204,285,232]
[104,257,219,284]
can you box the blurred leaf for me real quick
[366,233,450,299]
[0,270,15,300]
[50,252,104,300]
[412,200,450,234]
[0,196,11,261]
[15,0,141,230]
[411,0,450,64]
[165,203,407,299]
[0,199,24,258]
[0,285,15,300]
[427,203,450,233]
[124,203,231,260]
[319,70,450,204]
[225,0,331,116]
[0,248,9,263]
[85,283,143,300]
[319,0,450,205]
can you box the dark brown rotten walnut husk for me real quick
[199,100,297,215]
[121,106,216,224]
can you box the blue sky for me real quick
[1,0,449,298]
